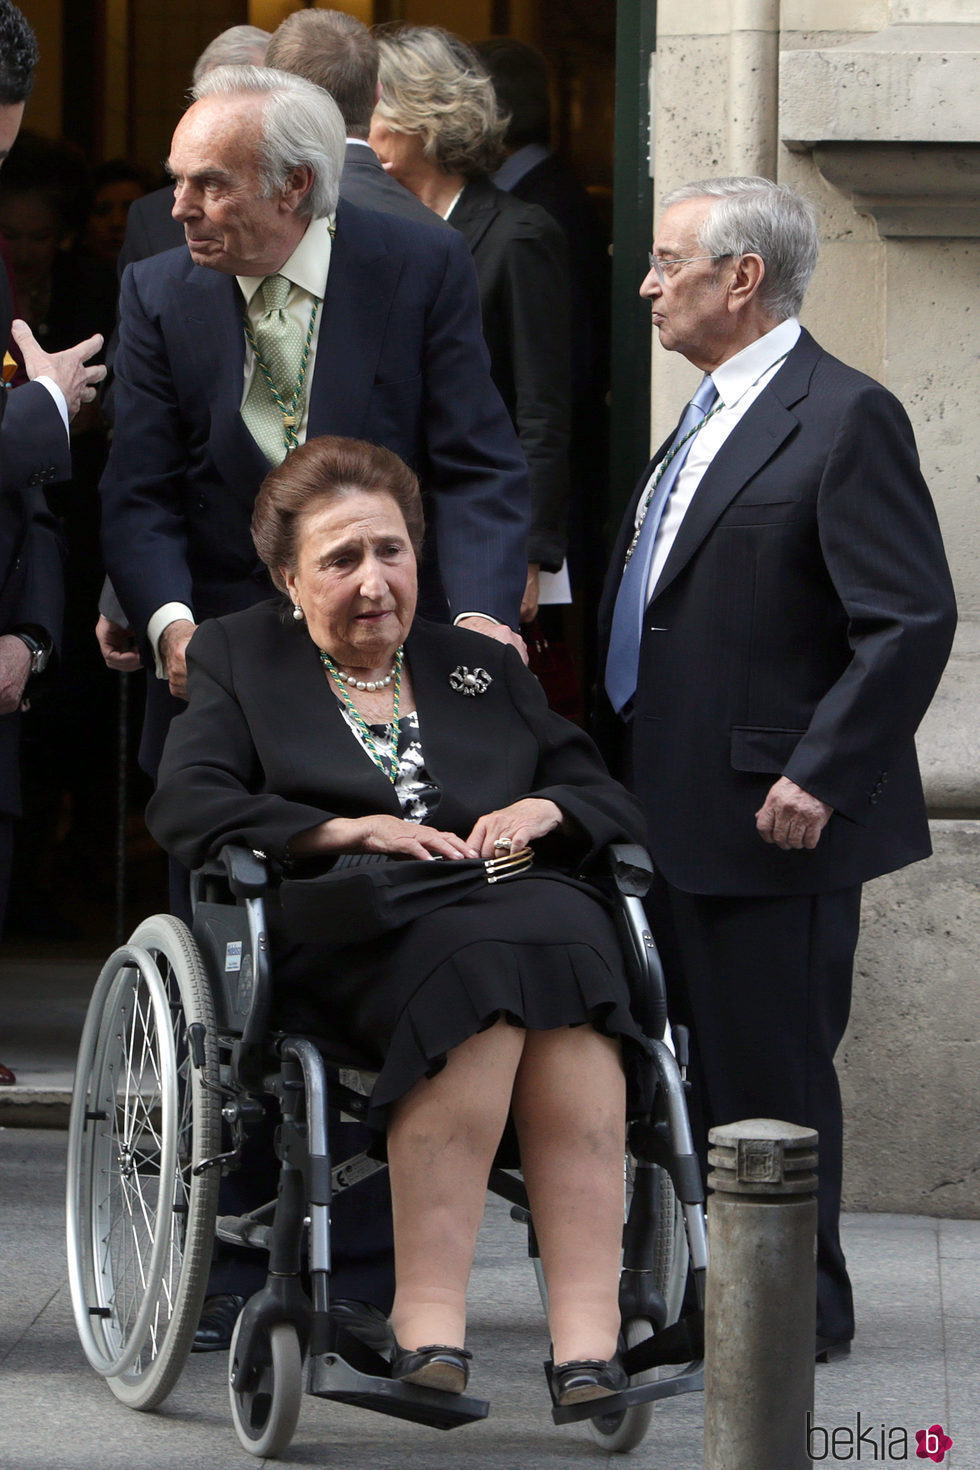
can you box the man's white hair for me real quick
[192,64,345,220]
[662,176,819,320]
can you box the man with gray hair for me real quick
[599,176,956,1356]
[101,64,527,775]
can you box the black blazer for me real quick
[598,329,957,896]
[0,263,70,816]
[147,603,645,871]
[449,176,571,571]
[100,197,529,638]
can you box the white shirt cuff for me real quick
[148,603,195,679]
[453,612,503,627]
[34,375,70,436]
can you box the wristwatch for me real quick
[10,627,52,676]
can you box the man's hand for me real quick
[10,320,106,419]
[159,618,197,701]
[0,635,32,714]
[755,776,833,851]
[520,564,541,625]
[95,614,143,673]
[456,615,529,664]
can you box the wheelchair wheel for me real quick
[587,1162,689,1453]
[229,1314,303,1458]
[66,915,221,1410]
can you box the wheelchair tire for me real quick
[586,1163,689,1453]
[66,915,221,1410]
[229,1314,303,1458]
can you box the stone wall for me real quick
[650,0,980,1214]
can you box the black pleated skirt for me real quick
[269,873,651,1130]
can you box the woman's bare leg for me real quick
[387,1018,526,1350]
[511,1026,626,1364]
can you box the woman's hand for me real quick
[466,798,565,859]
[293,814,479,863]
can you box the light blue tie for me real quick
[604,373,719,714]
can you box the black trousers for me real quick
[647,874,861,1344]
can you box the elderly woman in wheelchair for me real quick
[141,433,658,1409]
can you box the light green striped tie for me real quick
[241,274,305,465]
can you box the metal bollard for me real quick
[703,1119,818,1470]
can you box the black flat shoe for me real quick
[816,1335,852,1363]
[329,1299,394,1355]
[390,1342,472,1394]
[552,1354,629,1405]
[192,1293,246,1353]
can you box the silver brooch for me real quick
[450,665,492,696]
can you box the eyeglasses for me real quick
[646,251,730,286]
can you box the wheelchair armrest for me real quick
[603,844,667,1041]
[606,843,653,898]
[212,845,270,898]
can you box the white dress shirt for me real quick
[149,216,335,675]
[643,317,802,604]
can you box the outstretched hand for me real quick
[10,320,106,419]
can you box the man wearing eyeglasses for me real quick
[598,176,956,1359]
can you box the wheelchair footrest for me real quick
[547,1360,704,1425]
[308,1352,490,1431]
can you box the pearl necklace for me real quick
[318,647,402,692]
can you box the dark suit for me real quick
[0,263,70,926]
[100,197,529,773]
[599,327,956,1340]
[339,141,450,228]
[449,177,570,571]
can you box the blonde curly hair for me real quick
[374,25,507,179]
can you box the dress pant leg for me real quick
[647,874,861,1343]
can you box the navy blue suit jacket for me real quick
[100,197,529,640]
[598,329,957,896]
[0,264,69,816]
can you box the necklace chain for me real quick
[319,646,405,783]
[623,400,723,566]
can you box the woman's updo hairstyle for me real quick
[252,434,425,593]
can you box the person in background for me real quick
[599,176,957,1359]
[0,129,117,937]
[265,8,451,231]
[477,37,611,685]
[0,0,106,1080]
[371,25,571,630]
[83,158,151,269]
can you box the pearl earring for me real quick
[292,604,304,622]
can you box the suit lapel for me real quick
[651,332,822,602]
[447,178,498,255]
[306,199,402,441]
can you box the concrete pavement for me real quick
[2,954,979,1466]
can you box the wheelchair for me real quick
[65,841,707,1457]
